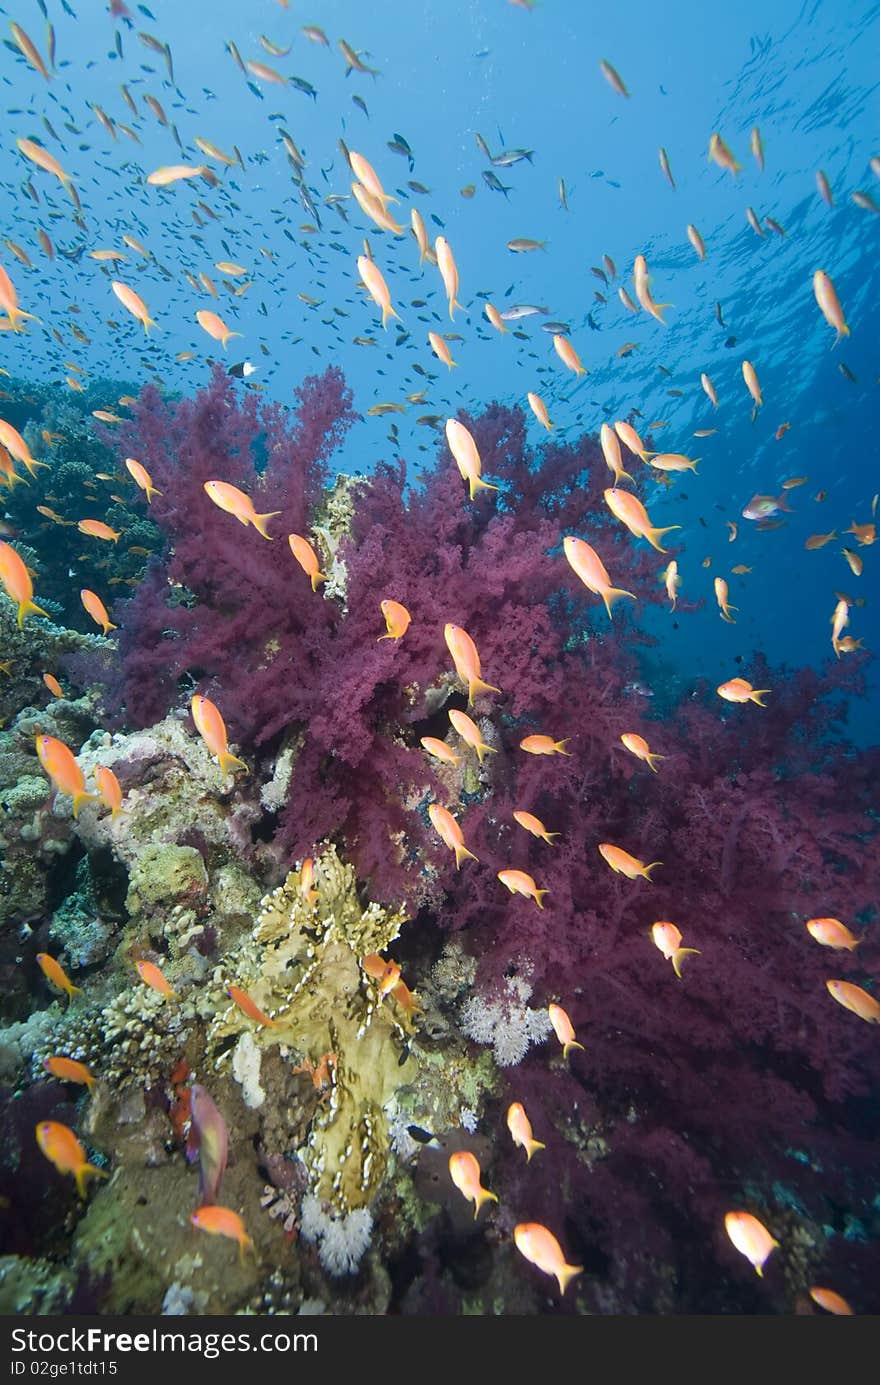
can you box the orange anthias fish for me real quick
[227,984,276,1027]
[36,952,82,1001]
[604,487,680,552]
[514,1222,582,1295]
[651,922,701,978]
[196,310,241,349]
[444,623,500,703]
[136,959,177,998]
[357,254,399,328]
[808,1287,854,1316]
[598,843,661,881]
[191,694,247,778]
[448,1151,498,1218]
[548,1002,583,1057]
[448,708,496,764]
[77,519,121,542]
[620,732,665,771]
[95,765,124,818]
[80,589,117,637]
[378,599,411,640]
[125,457,162,503]
[420,736,460,766]
[299,857,318,907]
[0,540,48,626]
[445,418,498,501]
[36,1121,108,1198]
[43,1056,96,1089]
[191,1206,255,1262]
[717,677,771,706]
[35,736,97,817]
[497,868,547,908]
[724,1211,779,1276]
[111,280,156,334]
[519,733,571,756]
[434,236,462,320]
[289,534,327,590]
[563,536,635,618]
[506,1102,545,1161]
[513,809,560,845]
[805,917,860,951]
[826,980,880,1024]
[203,480,280,540]
[42,673,64,698]
[428,803,478,868]
[553,333,587,375]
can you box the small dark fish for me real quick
[430,212,445,227]
[352,94,369,116]
[724,335,737,348]
[407,179,430,194]
[407,1125,437,1143]
[542,321,571,334]
[292,76,318,100]
[715,301,726,327]
[482,169,511,197]
[838,362,857,382]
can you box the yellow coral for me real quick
[206,846,417,1211]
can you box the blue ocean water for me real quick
[1,0,876,738]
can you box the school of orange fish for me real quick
[0,2,876,1309]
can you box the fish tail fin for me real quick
[17,599,49,628]
[2,468,29,489]
[474,1188,499,1218]
[145,483,163,502]
[601,586,636,619]
[721,606,737,623]
[142,316,157,336]
[557,1263,583,1295]
[554,739,573,756]
[72,791,100,819]
[645,524,681,553]
[467,675,501,704]
[526,1139,546,1162]
[672,947,701,979]
[76,1163,109,1198]
[381,302,400,329]
[252,509,282,540]
[563,1040,585,1059]
[467,475,499,501]
[310,570,328,591]
[641,861,663,880]
[453,841,479,869]
[646,752,666,772]
[219,750,248,778]
[474,743,498,765]
[221,331,243,348]
[449,296,462,321]
[534,889,549,909]
[543,831,562,845]
[749,689,771,706]
[24,457,50,475]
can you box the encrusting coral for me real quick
[206,845,417,1214]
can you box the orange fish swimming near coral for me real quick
[651,922,701,978]
[36,1121,108,1198]
[514,1222,582,1295]
[428,802,478,868]
[598,843,661,880]
[0,540,48,626]
[563,536,635,619]
[289,534,327,590]
[448,1151,497,1218]
[497,868,547,908]
[191,694,247,778]
[135,960,177,998]
[444,623,500,704]
[36,952,81,1001]
[724,1211,778,1276]
[826,979,880,1024]
[227,985,276,1027]
[35,736,97,818]
[191,1206,255,1262]
[506,1102,545,1161]
[203,480,279,540]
